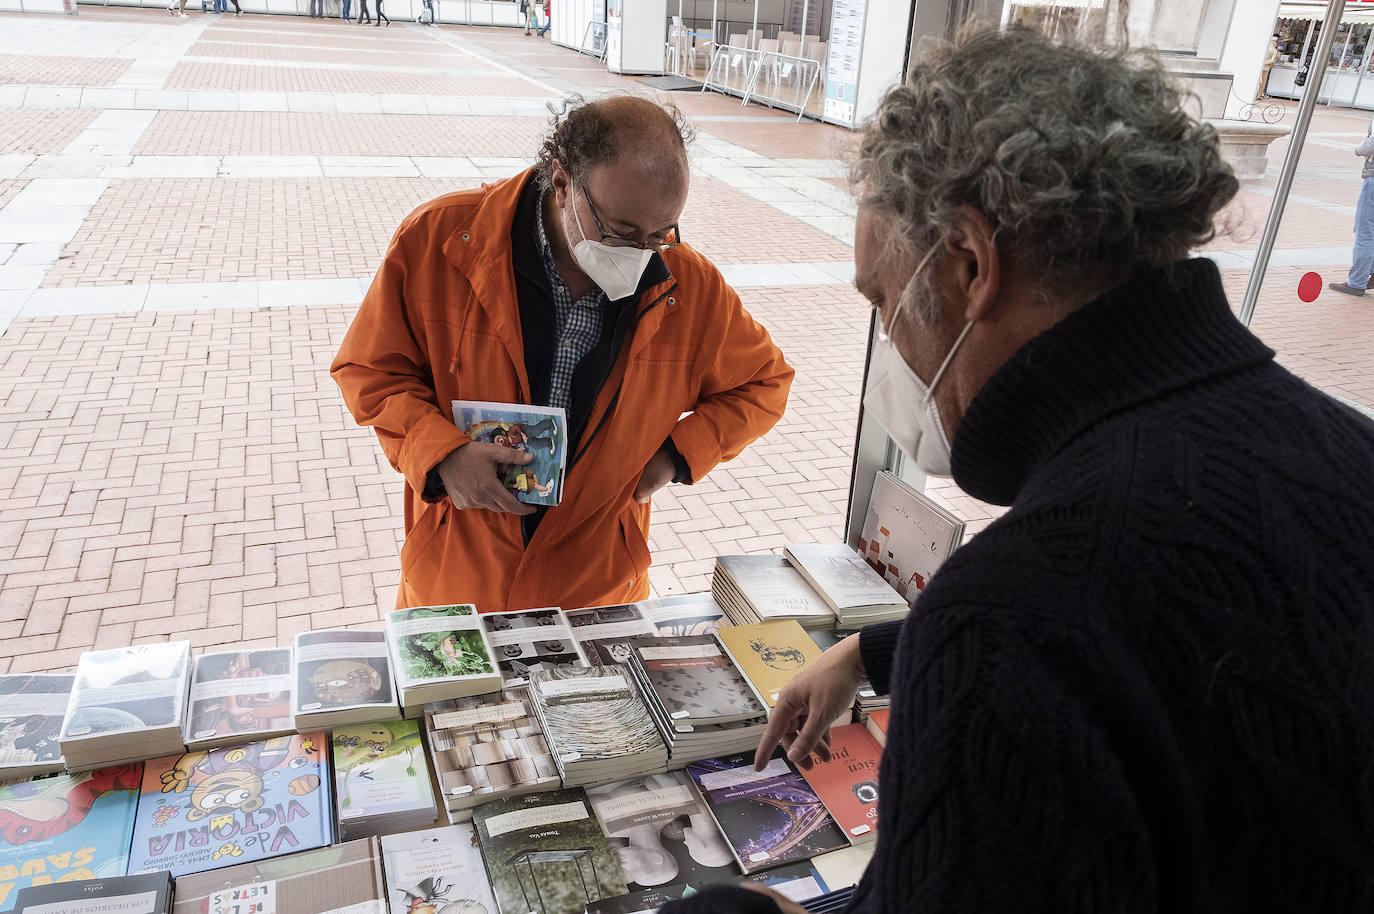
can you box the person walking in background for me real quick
[418,0,435,24]
[1329,120,1374,297]
[356,0,372,24]
[308,0,323,17]
[537,0,551,37]
[342,0,351,21]
[520,0,535,35]
[374,0,390,26]
[1257,34,1279,99]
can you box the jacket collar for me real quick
[950,258,1276,506]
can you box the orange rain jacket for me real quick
[331,171,794,612]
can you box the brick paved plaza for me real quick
[0,7,1371,673]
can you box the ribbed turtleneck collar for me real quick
[950,258,1276,506]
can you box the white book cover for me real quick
[858,470,966,607]
[783,543,905,611]
[61,641,191,743]
[714,555,833,621]
[386,605,501,694]
[480,607,588,686]
[381,824,497,914]
[451,400,568,507]
[294,629,397,716]
[565,604,657,665]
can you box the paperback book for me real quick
[423,688,561,816]
[12,871,172,914]
[332,720,437,840]
[585,884,694,914]
[637,594,731,638]
[712,556,834,630]
[738,860,832,904]
[0,674,73,778]
[387,604,502,707]
[527,665,667,786]
[783,543,907,627]
[715,620,823,709]
[858,470,965,606]
[586,772,740,892]
[797,724,882,843]
[565,604,657,666]
[170,837,386,914]
[684,750,847,874]
[294,629,398,729]
[60,642,191,769]
[810,843,876,892]
[128,733,333,878]
[627,635,766,727]
[452,400,568,506]
[863,709,889,748]
[0,764,143,911]
[381,824,497,914]
[185,648,294,749]
[481,607,588,686]
[473,788,627,914]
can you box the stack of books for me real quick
[862,708,889,747]
[423,688,561,819]
[0,673,73,778]
[332,720,438,840]
[184,648,295,749]
[294,629,399,730]
[637,593,732,638]
[479,607,589,687]
[381,824,498,914]
[711,555,836,630]
[128,733,333,878]
[171,837,387,914]
[716,620,824,712]
[565,604,658,665]
[13,872,173,914]
[625,635,769,764]
[386,604,503,712]
[60,642,192,770]
[527,665,667,787]
[784,543,909,627]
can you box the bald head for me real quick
[535,95,692,193]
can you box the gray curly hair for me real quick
[533,94,694,193]
[856,25,1238,316]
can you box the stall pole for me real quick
[711,0,718,45]
[798,0,808,57]
[1239,0,1346,325]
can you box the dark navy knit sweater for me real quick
[665,259,1374,913]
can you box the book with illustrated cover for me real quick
[0,674,72,778]
[332,720,437,839]
[565,605,657,666]
[387,605,502,707]
[783,543,907,627]
[12,871,171,914]
[585,884,693,913]
[423,688,560,816]
[528,665,666,786]
[481,607,588,687]
[0,764,143,911]
[452,400,567,507]
[474,788,627,914]
[293,629,397,729]
[637,595,731,638]
[586,772,739,893]
[715,620,822,709]
[628,636,765,727]
[685,750,847,874]
[170,837,385,914]
[128,733,332,879]
[712,556,835,630]
[60,643,191,769]
[738,860,832,904]
[797,724,882,843]
[858,470,965,606]
[185,649,294,749]
[381,824,496,914]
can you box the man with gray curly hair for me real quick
[668,25,1374,914]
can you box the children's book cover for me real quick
[61,643,191,741]
[586,772,739,893]
[564,605,656,666]
[331,721,435,823]
[380,824,496,914]
[186,649,294,746]
[715,621,822,709]
[797,724,881,842]
[128,733,332,878]
[294,630,396,716]
[0,763,143,911]
[0,675,73,775]
[684,750,846,874]
[388,605,499,692]
[451,400,567,507]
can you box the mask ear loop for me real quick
[568,184,590,245]
[881,243,941,339]
[923,319,975,405]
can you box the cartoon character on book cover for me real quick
[333,721,425,814]
[0,764,143,911]
[188,651,292,741]
[394,607,496,682]
[452,403,566,507]
[129,734,330,878]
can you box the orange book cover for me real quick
[864,710,889,747]
[799,724,882,843]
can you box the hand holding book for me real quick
[753,634,868,772]
[437,442,537,516]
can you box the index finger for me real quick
[754,703,798,771]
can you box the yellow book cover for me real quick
[715,620,822,708]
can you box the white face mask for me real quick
[861,251,975,477]
[568,186,653,301]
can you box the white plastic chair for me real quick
[746,27,762,49]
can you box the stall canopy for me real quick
[1277,2,1374,22]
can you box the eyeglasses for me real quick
[580,186,682,253]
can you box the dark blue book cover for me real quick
[127,733,332,878]
[0,764,143,911]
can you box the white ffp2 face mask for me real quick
[568,187,653,301]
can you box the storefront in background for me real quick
[1265,1,1374,107]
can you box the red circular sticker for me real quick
[1298,271,1323,303]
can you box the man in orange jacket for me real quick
[331,96,794,613]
